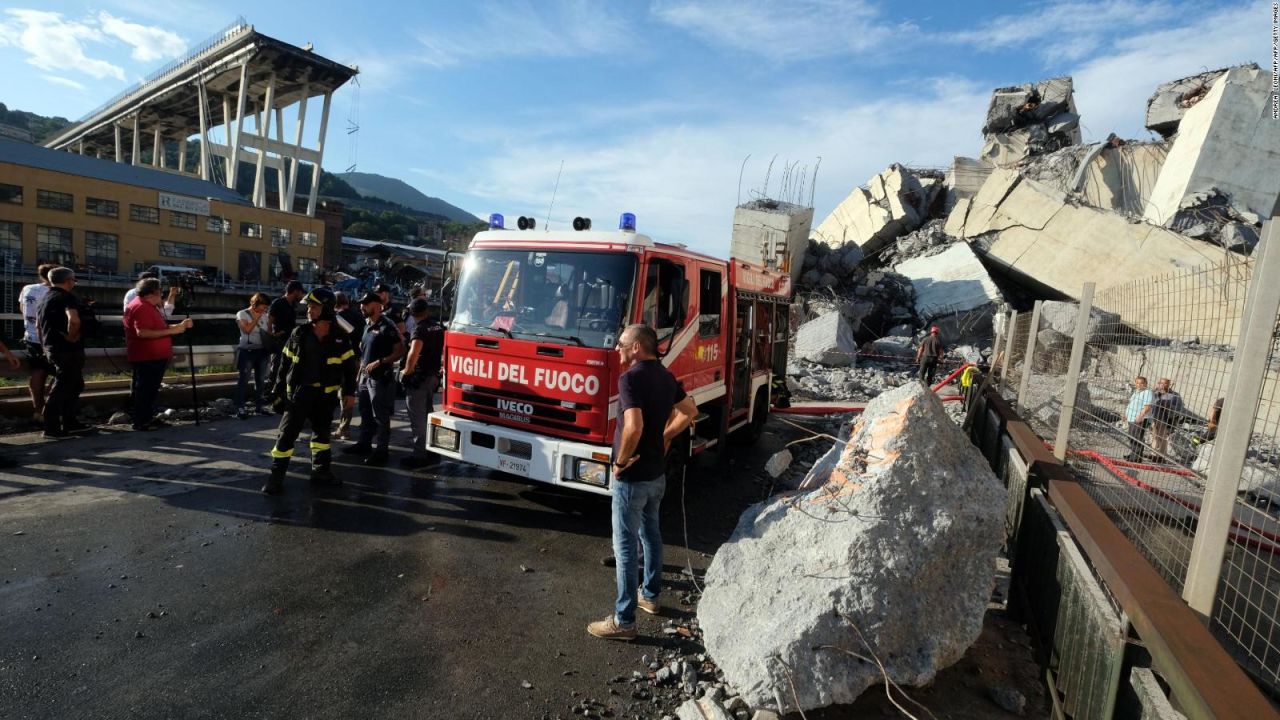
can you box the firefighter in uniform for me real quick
[264,288,358,494]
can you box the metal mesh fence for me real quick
[995,254,1280,695]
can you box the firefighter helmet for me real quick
[304,287,337,321]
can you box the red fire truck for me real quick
[426,212,791,495]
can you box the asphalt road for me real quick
[0,412,1044,719]
[0,413,792,720]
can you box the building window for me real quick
[37,189,73,212]
[37,226,74,265]
[298,257,319,283]
[159,240,206,261]
[0,220,21,255]
[238,249,262,283]
[240,221,262,238]
[84,231,118,272]
[86,197,119,217]
[0,184,22,204]
[270,252,291,281]
[207,215,229,233]
[130,204,160,224]
[298,231,318,247]
[270,227,291,247]
[170,211,197,230]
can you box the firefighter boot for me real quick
[263,459,288,495]
[310,450,341,487]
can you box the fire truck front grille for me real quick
[504,440,533,459]
[459,391,578,423]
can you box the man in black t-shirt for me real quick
[588,324,698,642]
[342,291,404,466]
[399,299,445,469]
[265,280,305,405]
[37,267,91,438]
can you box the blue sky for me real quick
[0,0,1273,255]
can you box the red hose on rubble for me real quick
[772,364,972,415]
[1048,442,1280,554]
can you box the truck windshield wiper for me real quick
[452,321,513,339]
[511,330,586,347]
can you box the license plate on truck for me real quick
[498,457,530,476]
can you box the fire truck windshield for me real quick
[451,249,637,349]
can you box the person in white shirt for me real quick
[18,264,54,422]
[123,271,178,317]
[234,293,272,418]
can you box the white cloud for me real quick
[0,9,123,80]
[414,0,631,68]
[97,11,185,63]
[941,1,1181,64]
[426,76,989,256]
[652,0,904,62]
[41,74,87,91]
[1067,0,1269,140]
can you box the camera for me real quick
[177,274,196,291]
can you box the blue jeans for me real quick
[612,475,665,626]
[358,375,396,450]
[234,347,268,408]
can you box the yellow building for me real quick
[0,137,325,283]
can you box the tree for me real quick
[346,221,379,238]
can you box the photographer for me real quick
[122,271,177,318]
[123,279,193,431]
[399,299,444,469]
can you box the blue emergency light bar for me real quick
[619,212,637,232]
[488,213,505,229]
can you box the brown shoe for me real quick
[637,595,661,615]
[587,616,636,641]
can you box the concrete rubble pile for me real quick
[980,77,1082,168]
[698,383,1005,712]
[789,62,1275,406]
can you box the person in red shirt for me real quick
[123,279,193,431]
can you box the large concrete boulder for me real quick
[698,383,1004,713]
[794,312,857,366]
[1038,301,1120,342]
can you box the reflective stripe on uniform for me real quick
[310,441,331,452]
[324,384,341,393]
[281,344,300,362]
[270,447,294,459]
[327,349,354,364]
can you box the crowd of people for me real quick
[14,266,447,489]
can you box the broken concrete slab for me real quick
[812,165,940,254]
[1018,141,1169,218]
[794,312,856,366]
[980,77,1082,167]
[950,169,1240,335]
[677,697,733,720]
[895,242,1002,320]
[764,449,792,479]
[732,199,815,285]
[945,156,994,211]
[698,383,1004,713]
[1144,65,1280,227]
[1144,67,1233,138]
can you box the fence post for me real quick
[1017,300,1044,415]
[998,309,1019,394]
[1183,219,1280,616]
[1054,283,1095,462]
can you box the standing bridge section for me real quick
[43,19,357,218]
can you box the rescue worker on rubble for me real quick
[263,287,358,495]
[916,326,945,386]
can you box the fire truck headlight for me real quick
[574,459,609,487]
[431,426,460,452]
